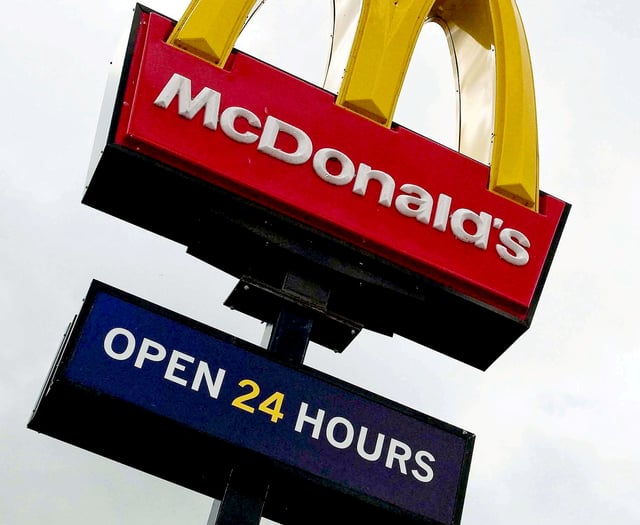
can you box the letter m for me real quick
[154,73,221,129]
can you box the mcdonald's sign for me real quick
[84,2,570,370]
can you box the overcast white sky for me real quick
[1,1,639,523]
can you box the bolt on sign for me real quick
[83,1,570,369]
[29,281,474,525]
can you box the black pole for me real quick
[265,306,313,363]
[212,468,270,525]
[210,272,320,525]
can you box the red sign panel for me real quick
[115,11,565,320]
[84,7,569,368]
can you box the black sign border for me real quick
[29,280,474,525]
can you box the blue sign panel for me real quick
[30,281,474,525]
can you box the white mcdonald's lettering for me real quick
[154,73,531,267]
[169,0,541,211]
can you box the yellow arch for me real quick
[337,0,538,210]
[167,0,257,66]
[168,0,539,210]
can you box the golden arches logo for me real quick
[168,0,539,211]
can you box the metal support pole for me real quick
[266,307,313,363]
[211,468,269,525]
[206,272,319,525]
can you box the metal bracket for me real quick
[224,274,362,352]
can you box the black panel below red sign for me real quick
[84,143,533,369]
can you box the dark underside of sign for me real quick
[84,143,529,371]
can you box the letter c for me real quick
[220,106,261,144]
